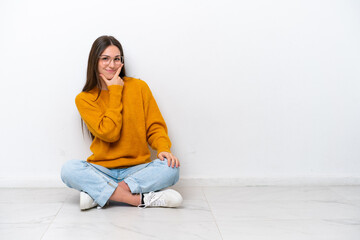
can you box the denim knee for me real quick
[157,159,180,185]
[60,159,83,185]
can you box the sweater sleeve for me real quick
[75,85,123,142]
[143,83,172,155]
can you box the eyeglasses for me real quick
[99,55,124,65]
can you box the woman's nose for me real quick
[109,59,115,68]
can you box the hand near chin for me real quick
[99,63,124,87]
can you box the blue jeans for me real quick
[61,158,180,207]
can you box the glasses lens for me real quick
[99,56,123,65]
[100,57,109,64]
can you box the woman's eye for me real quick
[102,57,109,61]
[115,58,120,61]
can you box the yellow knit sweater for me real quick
[75,77,171,168]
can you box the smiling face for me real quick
[98,45,122,80]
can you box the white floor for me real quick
[1,185,360,240]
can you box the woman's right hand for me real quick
[99,63,124,87]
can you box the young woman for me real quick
[61,35,182,210]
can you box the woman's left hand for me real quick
[158,152,180,168]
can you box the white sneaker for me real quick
[139,189,183,208]
[80,191,98,210]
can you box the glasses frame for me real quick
[98,55,124,65]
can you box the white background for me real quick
[0,0,359,186]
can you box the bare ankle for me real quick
[118,181,131,192]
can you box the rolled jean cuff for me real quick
[95,180,117,207]
[124,177,141,194]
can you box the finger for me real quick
[171,156,175,168]
[175,157,179,168]
[168,154,173,168]
[158,154,164,161]
[115,63,124,77]
[167,157,171,167]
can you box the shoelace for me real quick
[138,191,165,208]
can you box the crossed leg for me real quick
[109,159,180,206]
[61,159,179,207]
